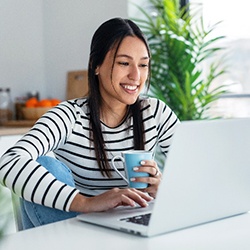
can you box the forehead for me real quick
[115,36,149,58]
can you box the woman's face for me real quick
[97,36,150,108]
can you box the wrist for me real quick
[69,193,90,213]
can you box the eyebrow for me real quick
[116,54,149,60]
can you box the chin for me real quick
[125,98,138,106]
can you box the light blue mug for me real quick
[111,150,153,189]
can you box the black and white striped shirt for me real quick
[0,97,179,211]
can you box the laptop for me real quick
[77,118,250,237]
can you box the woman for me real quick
[0,18,179,229]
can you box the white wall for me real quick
[0,0,128,102]
[43,0,128,100]
[0,0,45,102]
[128,0,149,19]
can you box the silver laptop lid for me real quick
[148,118,250,236]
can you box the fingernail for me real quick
[141,161,145,165]
[133,167,139,171]
[130,178,136,181]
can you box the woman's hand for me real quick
[70,188,153,213]
[132,160,162,198]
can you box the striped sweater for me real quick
[0,97,179,211]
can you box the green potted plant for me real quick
[133,0,227,120]
[0,186,11,243]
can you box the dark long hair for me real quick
[87,18,151,177]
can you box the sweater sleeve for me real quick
[0,101,79,211]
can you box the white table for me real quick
[2,212,250,250]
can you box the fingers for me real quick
[86,188,153,213]
[134,160,162,179]
[119,189,153,207]
[133,160,162,198]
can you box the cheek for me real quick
[98,68,112,85]
[140,70,149,83]
[110,68,124,83]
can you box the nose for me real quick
[128,66,140,81]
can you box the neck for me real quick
[100,102,128,127]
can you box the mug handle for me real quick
[111,155,129,184]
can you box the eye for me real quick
[118,62,129,66]
[139,63,149,68]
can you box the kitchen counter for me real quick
[0,126,31,136]
[0,120,34,136]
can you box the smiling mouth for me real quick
[121,84,139,91]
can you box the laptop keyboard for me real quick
[120,213,151,226]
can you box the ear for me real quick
[95,66,100,75]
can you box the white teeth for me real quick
[123,85,137,90]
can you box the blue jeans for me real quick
[20,156,79,230]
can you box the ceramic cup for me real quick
[111,150,153,189]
